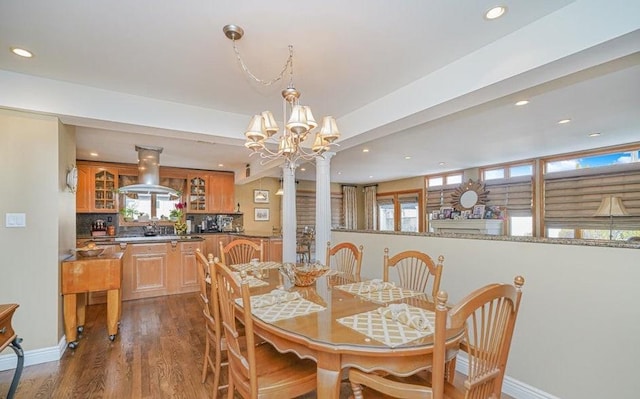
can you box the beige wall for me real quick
[332,230,640,399]
[0,108,74,353]
[234,177,281,235]
[377,176,424,193]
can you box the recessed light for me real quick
[337,171,342,175]
[404,156,411,160]
[558,119,571,124]
[515,100,529,106]
[485,6,507,20]
[218,163,224,167]
[362,148,369,153]
[90,152,99,157]
[369,175,373,179]
[438,162,446,166]
[300,167,306,172]
[589,132,601,137]
[10,47,33,58]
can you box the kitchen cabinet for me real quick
[187,172,235,213]
[121,240,203,301]
[170,241,202,294]
[203,234,231,260]
[268,238,283,262]
[123,243,169,301]
[209,173,235,213]
[76,164,119,213]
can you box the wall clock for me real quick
[66,166,78,193]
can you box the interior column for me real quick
[282,163,297,262]
[315,152,334,264]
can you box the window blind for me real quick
[296,191,344,231]
[544,163,640,229]
[484,176,533,217]
[426,185,456,213]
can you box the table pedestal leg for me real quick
[6,337,24,399]
[63,294,78,348]
[316,353,341,399]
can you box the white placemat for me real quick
[334,281,427,304]
[231,261,281,272]
[337,305,435,348]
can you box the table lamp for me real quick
[593,196,629,240]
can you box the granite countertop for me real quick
[334,229,640,249]
[78,235,205,244]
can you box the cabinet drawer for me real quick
[129,243,168,254]
[0,315,16,342]
[180,242,201,252]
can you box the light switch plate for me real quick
[5,213,26,228]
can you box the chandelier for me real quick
[223,24,340,168]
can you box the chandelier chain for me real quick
[231,40,294,87]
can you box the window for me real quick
[510,216,533,236]
[378,197,395,231]
[544,148,640,240]
[427,173,462,187]
[546,150,639,173]
[377,191,422,232]
[399,195,419,232]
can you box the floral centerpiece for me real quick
[170,202,187,235]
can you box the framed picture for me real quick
[254,207,270,221]
[253,189,269,203]
[472,204,486,219]
[440,206,453,219]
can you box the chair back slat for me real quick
[220,239,264,265]
[449,276,525,398]
[383,248,444,297]
[325,241,364,278]
[212,258,259,398]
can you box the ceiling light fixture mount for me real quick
[223,24,340,170]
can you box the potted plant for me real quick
[119,206,139,222]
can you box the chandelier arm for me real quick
[231,40,293,87]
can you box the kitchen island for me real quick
[76,235,204,302]
[76,232,282,302]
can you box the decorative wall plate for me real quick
[451,179,489,210]
[66,166,78,193]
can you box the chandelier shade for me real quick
[224,24,339,168]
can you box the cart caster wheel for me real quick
[68,341,78,349]
[77,326,84,334]
[109,335,116,341]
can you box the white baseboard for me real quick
[0,336,66,372]
[455,354,561,399]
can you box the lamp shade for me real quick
[261,111,279,136]
[245,115,266,142]
[286,105,309,135]
[594,196,629,217]
[319,116,340,143]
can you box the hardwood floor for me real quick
[0,293,513,398]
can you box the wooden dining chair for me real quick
[383,248,444,298]
[219,238,263,265]
[212,258,318,399]
[195,249,227,399]
[349,275,525,399]
[325,241,364,278]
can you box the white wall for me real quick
[332,230,639,399]
[0,109,74,356]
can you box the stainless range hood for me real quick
[118,145,179,197]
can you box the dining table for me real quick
[229,261,464,399]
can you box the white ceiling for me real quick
[0,0,639,183]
